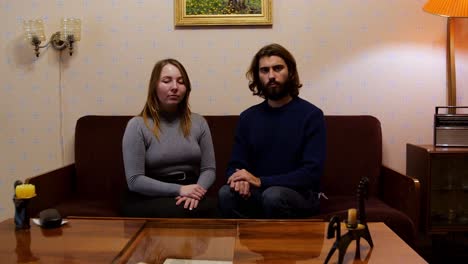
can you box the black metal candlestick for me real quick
[13,180,32,230]
[324,177,374,264]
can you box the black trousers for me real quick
[120,191,220,218]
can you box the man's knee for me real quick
[261,186,288,210]
[218,185,241,218]
[218,185,233,201]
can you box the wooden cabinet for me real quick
[406,144,468,234]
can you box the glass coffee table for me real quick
[114,219,324,264]
[112,218,426,264]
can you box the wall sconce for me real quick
[23,18,81,57]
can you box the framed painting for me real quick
[174,0,272,26]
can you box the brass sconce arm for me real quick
[30,32,68,57]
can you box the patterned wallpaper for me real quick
[0,0,459,221]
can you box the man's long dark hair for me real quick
[246,43,302,98]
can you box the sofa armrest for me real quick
[380,166,421,232]
[25,164,76,217]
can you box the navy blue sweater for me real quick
[226,97,326,192]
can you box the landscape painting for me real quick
[175,0,272,26]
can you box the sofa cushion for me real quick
[54,197,118,217]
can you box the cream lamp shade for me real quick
[23,19,46,43]
[60,18,81,42]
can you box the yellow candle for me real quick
[347,208,357,226]
[15,184,36,199]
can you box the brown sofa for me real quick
[26,115,420,245]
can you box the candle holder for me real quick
[13,180,36,230]
[324,177,374,264]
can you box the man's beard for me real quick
[262,80,290,101]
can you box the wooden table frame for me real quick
[0,217,426,263]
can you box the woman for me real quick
[121,58,217,217]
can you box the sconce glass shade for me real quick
[60,18,81,42]
[423,0,468,17]
[23,19,46,43]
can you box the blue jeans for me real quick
[218,185,320,218]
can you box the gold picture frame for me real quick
[174,0,272,26]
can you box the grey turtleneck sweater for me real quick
[122,112,216,196]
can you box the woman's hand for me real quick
[175,196,199,210]
[179,184,206,200]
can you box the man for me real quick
[218,43,326,218]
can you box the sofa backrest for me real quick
[74,116,131,204]
[73,115,239,203]
[73,115,382,204]
[203,116,239,196]
[322,116,382,196]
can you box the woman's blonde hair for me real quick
[139,58,192,139]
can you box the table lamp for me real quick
[423,0,468,109]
